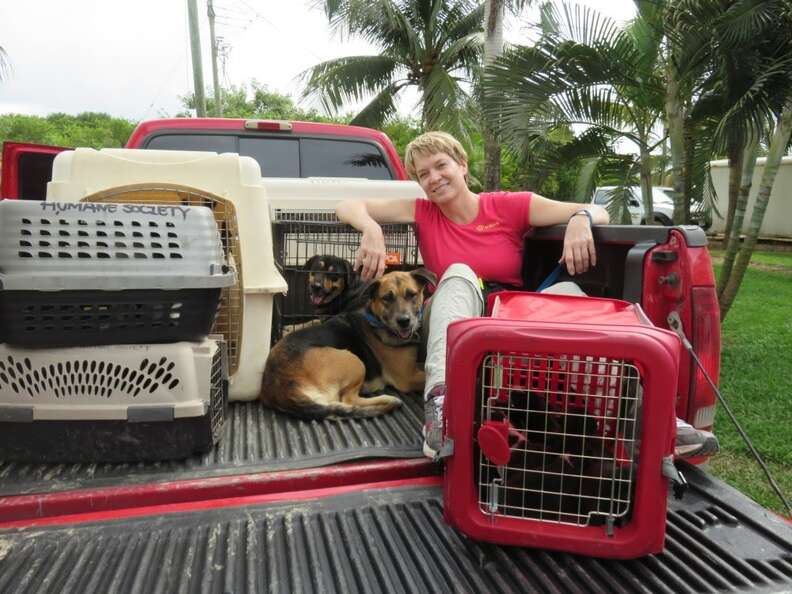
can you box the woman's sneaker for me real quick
[423,384,446,459]
[675,418,720,458]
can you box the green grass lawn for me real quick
[707,248,792,516]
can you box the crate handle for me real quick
[512,327,611,341]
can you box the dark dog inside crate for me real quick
[304,255,368,316]
[271,216,421,340]
[480,389,635,526]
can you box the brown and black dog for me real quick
[304,254,367,316]
[260,268,435,419]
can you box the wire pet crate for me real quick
[78,186,244,375]
[443,293,680,559]
[0,338,228,463]
[271,209,421,340]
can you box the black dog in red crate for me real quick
[304,255,369,316]
[483,392,633,525]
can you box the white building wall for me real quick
[709,156,792,238]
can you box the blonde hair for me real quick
[404,131,468,180]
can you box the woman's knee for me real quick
[432,263,484,315]
[439,263,480,289]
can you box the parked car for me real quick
[594,185,711,229]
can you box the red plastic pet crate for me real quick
[443,292,681,559]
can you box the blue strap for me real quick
[363,309,386,330]
[536,264,563,292]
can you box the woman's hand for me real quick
[560,212,596,275]
[356,223,387,281]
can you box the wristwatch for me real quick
[569,209,593,225]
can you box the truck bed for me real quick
[0,463,789,594]
[0,399,425,497]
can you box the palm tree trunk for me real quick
[719,100,792,320]
[722,141,743,244]
[717,139,758,298]
[659,127,668,185]
[682,118,696,223]
[665,62,686,224]
[639,141,654,222]
[482,0,505,191]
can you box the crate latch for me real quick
[662,455,688,499]
[435,438,454,461]
[0,406,34,422]
[127,406,175,423]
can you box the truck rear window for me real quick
[144,133,393,180]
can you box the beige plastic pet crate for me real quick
[46,148,287,400]
[0,339,223,420]
[0,338,228,462]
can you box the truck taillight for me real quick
[244,120,293,132]
[688,287,721,429]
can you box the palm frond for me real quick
[718,0,783,46]
[437,31,485,73]
[439,3,486,50]
[573,156,601,201]
[324,0,421,57]
[349,82,406,127]
[301,55,400,114]
[422,65,474,140]
[541,2,620,48]
[712,53,792,150]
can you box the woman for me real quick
[336,131,717,460]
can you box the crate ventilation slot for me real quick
[19,302,184,333]
[0,356,180,399]
[17,216,183,260]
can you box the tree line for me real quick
[301,0,792,320]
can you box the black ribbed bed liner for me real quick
[1,465,790,594]
[0,399,425,496]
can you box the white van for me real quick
[592,186,711,228]
[593,186,676,225]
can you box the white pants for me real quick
[422,263,583,399]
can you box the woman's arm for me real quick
[528,194,609,276]
[335,198,417,280]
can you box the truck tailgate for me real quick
[0,399,424,497]
[1,465,789,594]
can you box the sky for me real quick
[0,0,637,122]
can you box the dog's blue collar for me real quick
[363,308,387,330]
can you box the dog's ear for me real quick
[338,257,355,288]
[304,255,322,271]
[410,268,437,290]
[363,279,380,301]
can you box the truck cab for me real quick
[0,118,410,202]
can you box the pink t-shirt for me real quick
[414,191,532,286]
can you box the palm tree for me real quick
[304,0,484,140]
[716,4,792,317]
[663,0,782,231]
[480,0,533,190]
[665,0,792,318]
[483,2,667,217]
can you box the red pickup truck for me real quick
[0,119,789,593]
